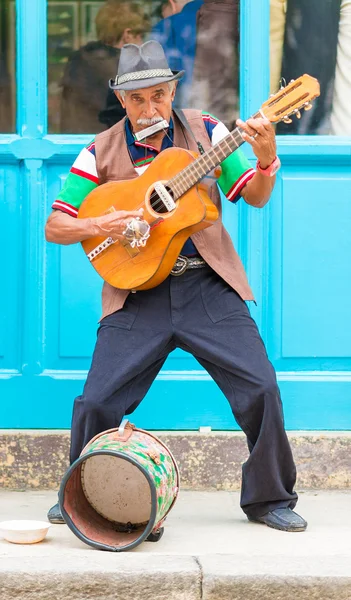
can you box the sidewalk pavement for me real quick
[0,490,350,599]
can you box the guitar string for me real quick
[142,124,203,212]
[149,127,244,212]
[125,120,178,213]
[136,123,244,213]
[144,125,176,212]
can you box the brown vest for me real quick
[95,109,254,319]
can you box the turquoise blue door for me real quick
[1,0,351,429]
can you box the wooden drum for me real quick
[59,420,180,551]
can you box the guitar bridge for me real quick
[87,237,114,261]
[87,235,141,261]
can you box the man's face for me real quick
[115,82,176,134]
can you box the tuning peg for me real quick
[304,102,313,111]
[279,77,287,90]
[283,116,292,124]
[294,109,301,119]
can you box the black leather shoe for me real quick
[248,508,307,532]
[47,502,65,524]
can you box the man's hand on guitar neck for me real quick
[236,117,277,209]
[45,208,144,246]
[236,118,277,169]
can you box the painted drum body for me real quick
[59,421,180,551]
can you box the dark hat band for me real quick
[115,68,173,86]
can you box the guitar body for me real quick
[78,147,219,290]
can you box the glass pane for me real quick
[48,0,240,134]
[0,0,16,133]
[150,0,240,130]
[271,0,351,135]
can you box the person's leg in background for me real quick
[330,0,351,135]
[270,0,287,94]
[277,0,342,134]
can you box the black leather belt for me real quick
[170,255,207,276]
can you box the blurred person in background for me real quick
[151,0,203,110]
[60,0,149,133]
[270,0,287,94]
[330,0,351,135]
[0,55,13,133]
[188,0,239,130]
[277,0,342,134]
[151,0,239,129]
[269,0,351,135]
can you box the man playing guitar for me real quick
[45,40,307,533]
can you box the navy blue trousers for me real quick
[70,267,298,518]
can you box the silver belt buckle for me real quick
[171,255,188,276]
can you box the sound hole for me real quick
[149,185,175,214]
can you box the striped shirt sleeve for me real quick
[52,140,99,217]
[202,112,255,203]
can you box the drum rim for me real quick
[59,449,158,552]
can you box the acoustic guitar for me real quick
[78,74,320,290]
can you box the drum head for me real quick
[81,454,151,525]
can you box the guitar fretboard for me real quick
[169,111,261,199]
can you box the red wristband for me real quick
[256,156,281,177]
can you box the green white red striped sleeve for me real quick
[202,112,256,202]
[51,140,98,217]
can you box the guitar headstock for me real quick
[261,74,320,124]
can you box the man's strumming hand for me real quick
[93,208,144,240]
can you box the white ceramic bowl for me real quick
[0,520,51,544]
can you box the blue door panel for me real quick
[278,377,351,430]
[267,164,351,372]
[281,172,351,359]
[45,163,101,369]
[58,243,102,358]
[0,164,22,372]
[2,369,351,430]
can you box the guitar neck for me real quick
[169,111,261,199]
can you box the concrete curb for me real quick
[1,555,350,600]
[0,430,350,490]
[0,556,201,600]
[199,555,351,600]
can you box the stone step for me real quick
[1,430,350,490]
